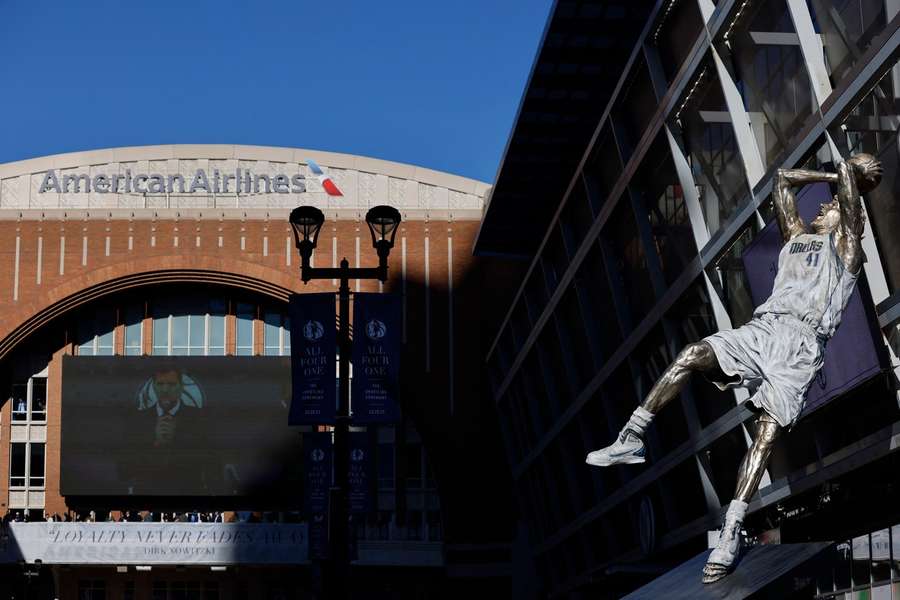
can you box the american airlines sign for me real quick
[36,159,343,196]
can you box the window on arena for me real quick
[9,442,44,488]
[236,303,255,355]
[264,311,291,356]
[77,308,115,356]
[123,303,143,356]
[11,377,47,423]
[152,298,226,356]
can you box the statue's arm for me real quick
[835,161,864,274]
[774,169,835,242]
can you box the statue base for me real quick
[622,542,833,599]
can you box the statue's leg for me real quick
[586,341,719,467]
[642,341,720,413]
[734,413,781,503]
[702,413,781,583]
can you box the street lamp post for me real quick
[289,205,401,599]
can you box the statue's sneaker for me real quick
[702,516,743,583]
[585,429,645,467]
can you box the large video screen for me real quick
[61,356,300,497]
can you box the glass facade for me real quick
[485,1,900,595]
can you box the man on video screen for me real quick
[118,367,227,495]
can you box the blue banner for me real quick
[351,294,402,423]
[309,513,328,560]
[741,182,884,419]
[348,432,374,513]
[304,432,332,515]
[289,293,336,425]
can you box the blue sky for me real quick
[0,0,551,183]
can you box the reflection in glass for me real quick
[810,0,892,88]
[632,135,698,285]
[851,533,871,588]
[653,0,704,82]
[871,528,891,583]
[837,58,900,293]
[602,202,656,326]
[726,0,815,167]
[679,64,750,237]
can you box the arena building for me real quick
[0,144,517,599]
[478,0,900,598]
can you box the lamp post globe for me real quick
[365,205,402,266]
[289,205,325,260]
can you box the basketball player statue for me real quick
[585,154,883,583]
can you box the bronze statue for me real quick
[586,154,882,583]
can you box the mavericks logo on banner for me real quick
[349,432,374,513]
[304,432,333,515]
[289,293,336,425]
[352,294,402,423]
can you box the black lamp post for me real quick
[289,204,401,599]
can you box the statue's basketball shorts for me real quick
[702,313,826,428]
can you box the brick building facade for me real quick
[0,145,517,599]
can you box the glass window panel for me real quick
[613,61,657,160]
[810,0,892,90]
[583,126,622,217]
[236,303,254,354]
[152,314,169,355]
[891,525,900,580]
[835,541,852,591]
[680,61,751,238]
[30,443,45,487]
[124,303,143,355]
[153,306,169,355]
[209,313,225,350]
[602,202,656,324]
[189,314,205,350]
[96,331,114,355]
[11,382,27,421]
[653,0,704,82]
[283,317,291,351]
[725,0,816,168]
[31,378,47,421]
[556,286,596,392]
[851,534,871,587]
[540,226,570,294]
[632,134,699,285]
[871,528,890,583]
[559,181,594,254]
[95,309,115,355]
[264,312,281,355]
[576,243,623,358]
[836,58,900,293]
[171,314,189,348]
[10,443,26,487]
[708,221,765,328]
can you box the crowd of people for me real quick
[2,510,304,524]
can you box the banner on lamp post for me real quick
[348,432,374,513]
[303,432,333,516]
[351,293,402,423]
[289,293,336,425]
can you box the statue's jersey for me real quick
[753,232,858,339]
